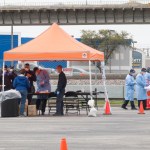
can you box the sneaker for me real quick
[53,113,63,116]
[19,114,26,117]
[121,106,128,110]
[131,107,137,110]
[24,112,27,116]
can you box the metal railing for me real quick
[0,0,150,7]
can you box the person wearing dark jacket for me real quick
[13,69,30,117]
[0,65,12,91]
[9,66,17,88]
[24,63,36,105]
[53,65,67,116]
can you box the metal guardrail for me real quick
[0,0,150,7]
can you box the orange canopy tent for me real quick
[4,23,104,61]
[2,23,108,102]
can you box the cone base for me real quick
[138,112,145,114]
[103,113,112,115]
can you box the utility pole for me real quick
[86,0,88,5]
[11,25,14,66]
[132,41,137,69]
[129,0,135,2]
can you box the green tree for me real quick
[81,29,132,66]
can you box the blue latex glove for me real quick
[55,90,60,95]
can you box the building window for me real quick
[115,53,119,60]
[121,54,124,60]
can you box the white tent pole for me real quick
[101,61,109,101]
[95,61,97,83]
[2,61,5,92]
[89,60,92,100]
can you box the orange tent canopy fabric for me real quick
[4,23,104,61]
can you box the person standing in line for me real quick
[13,69,30,117]
[136,68,148,110]
[0,65,12,91]
[9,66,17,88]
[145,67,150,86]
[53,65,67,116]
[33,67,51,115]
[122,69,137,110]
[24,63,36,105]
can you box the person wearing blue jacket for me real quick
[122,69,137,110]
[136,68,147,110]
[145,67,150,86]
[13,69,30,116]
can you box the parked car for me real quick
[16,63,56,74]
[63,67,94,76]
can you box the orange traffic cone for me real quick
[60,138,68,150]
[146,99,150,109]
[138,101,145,114]
[103,100,112,115]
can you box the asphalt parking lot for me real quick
[0,107,150,150]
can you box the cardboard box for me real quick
[28,105,37,117]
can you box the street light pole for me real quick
[108,30,115,73]
[11,25,14,66]
[86,0,88,5]
[129,0,136,3]
[132,41,137,69]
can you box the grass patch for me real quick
[97,99,138,107]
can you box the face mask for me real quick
[142,72,146,75]
[25,68,29,71]
[132,73,136,76]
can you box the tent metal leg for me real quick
[101,61,109,101]
[95,61,98,83]
[89,60,92,100]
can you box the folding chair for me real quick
[48,92,57,114]
[78,97,90,115]
[64,91,80,115]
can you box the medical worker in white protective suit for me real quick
[136,68,147,110]
[145,67,150,86]
[122,69,137,110]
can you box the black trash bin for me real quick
[1,99,19,117]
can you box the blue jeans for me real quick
[18,90,27,115]
[56,89,65,115]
